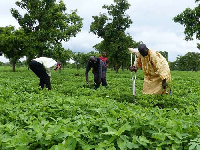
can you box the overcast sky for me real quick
[0,0,199,62]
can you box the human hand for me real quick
[54,64,61,71]
[162,79,167,89]
[86,81,91,85]
[130,66,137,72]
[54,67,58,71]
[57,64,61,69]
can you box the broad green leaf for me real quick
[152,133,166,141]
[116,123,131,136]
[117,138,127,150]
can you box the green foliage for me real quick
[170,52,200,71]
[90,0,139,72]
[173,1,200,47]
[44,43,72,66]
[72,51,100,69]
[0,67,200,149]
[0,61,4,66]
[0,26,26,71]
[11,0,83,57]
[159,51,168,61]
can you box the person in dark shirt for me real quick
[85,56,107,89]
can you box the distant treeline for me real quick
[1,51,200,72]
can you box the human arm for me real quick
[85,61,91,84]
[130,54,142,72]
[151,51,171,81]
[98,61,103,83]
[85,74,89,84]
[106,59,109,68]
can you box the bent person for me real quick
[29,57,61,90]
[130,44,171,94]
[85,56,107,89]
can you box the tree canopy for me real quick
[169,52,200,71]
[173,1,200,49]
[11,0,83,57]
[0,26,26,71]
[90,0,139,73]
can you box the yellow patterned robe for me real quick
[135,49,171,94]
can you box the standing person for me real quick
[29,57,61,90]
[130,44,171,94]
[100,52,109,72]
[85,56,107,89]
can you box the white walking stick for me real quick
[128,48,138,101]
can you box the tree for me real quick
[90,0,138,73]
[169,60,179,71]
[0,26,26,71]
[43,43,72,69]
[11,0,83,57]
[173,1,200,49]
[72,51,99,69]
[0,61,4,66]
[171,52,200,71]
[159,51,168,61]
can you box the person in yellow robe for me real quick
[130,44,171,94]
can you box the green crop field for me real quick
[0,66,200,149]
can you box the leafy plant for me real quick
[0,67,199,149]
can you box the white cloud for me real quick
[63,30,102,53]
[128,25,199,61]
[0,0,19,28]
[0,55,9,63]
[0,0,199,62]
[0,55,26,63]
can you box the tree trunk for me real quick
[12,61,16,72]
[115,64,120,73]
[122,62,125,71]
[38,46,43,57]
[38,50,43,57]
[115,68,119,73]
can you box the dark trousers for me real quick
[94,71,107,89]
[29,60,51,90]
